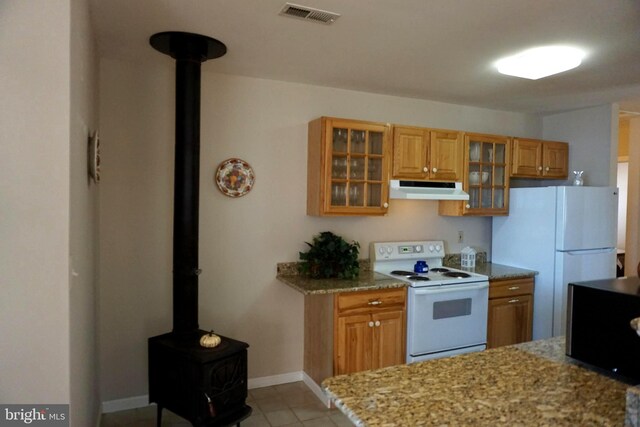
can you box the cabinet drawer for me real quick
[336,288,406,315]
[489,278,534,299]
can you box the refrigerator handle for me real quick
[564,248,616,255]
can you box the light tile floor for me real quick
[101,381,353,427]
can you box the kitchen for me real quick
[2,1,640,426]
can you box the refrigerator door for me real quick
[492,187,557,340]
[553,248,617,336]
[555,186,618,251]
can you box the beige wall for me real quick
[0,2,100,422]
[619,118,630,160]
[542,104,617,187]
[69,0,100,424]
[0,0,71,403]
[98,57,540,401]
[626,118,640,276]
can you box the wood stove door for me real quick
[200,349,250,423]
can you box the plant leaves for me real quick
[298,231,360,279]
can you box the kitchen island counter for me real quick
[322,336,639,426]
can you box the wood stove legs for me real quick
[156,405,251,427]
[156,405,162,427]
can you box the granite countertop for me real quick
[446,261,537,281]
[276,260,536,295]
[322,337,640,426]
[276,261,407,295]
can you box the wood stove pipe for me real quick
[150,32,227,336]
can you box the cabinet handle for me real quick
[508,286,520,290]
[508,299,520,303]
[423,167,429,172]
[538,166,543,171]
[368,321,374,328]
[465,204,471,209]
[368,299,382,306]
[432,167,437,173]
[545,166,550,171]
[375,320,381,327]
[383,202,389,208]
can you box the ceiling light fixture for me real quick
[495,46,586,80]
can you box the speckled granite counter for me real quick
[446,261,537,281]
[322,337,639,426]
[276,261,408,295]
[277,260,535,295]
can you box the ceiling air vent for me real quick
[279,3,340,24]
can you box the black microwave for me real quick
[566,277,640,383]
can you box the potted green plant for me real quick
[299,231,360,279]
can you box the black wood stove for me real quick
[147,31,251,427]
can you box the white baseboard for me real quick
[302,372,331,408]
[101,371,305,414]
[248,371,303,389]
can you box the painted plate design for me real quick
[215,158,255,197]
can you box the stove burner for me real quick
[390,270,417,276]
[444,271,471,278]
[407,275,430,281]
[430,268,450,273]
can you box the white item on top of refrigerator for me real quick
[492,186,618,339]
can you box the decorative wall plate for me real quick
[88,131,100,183]
[215,158,255,197]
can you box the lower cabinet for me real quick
[304,287,406,385]
[487,277,534,349]
[335,307,405,375]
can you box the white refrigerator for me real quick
[492,186,618,339]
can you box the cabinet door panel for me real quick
[441,133,510,216]
[430,130,462,181]
[511,138,542,177]
[487,295,533,349]
[308,117,391,216]
[392,126,429,178]
[542,142,568,178]
[335,314,373,375]
[372,310,406,369]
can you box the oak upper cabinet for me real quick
[511,138,569,179]
[439,133,510,216]
[487,277,534,349]
[307,117,391,216]
[334,288,406,376]
[392,126,462,181]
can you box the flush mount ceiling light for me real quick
[495,46,586,80]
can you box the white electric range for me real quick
[371,240,489,363]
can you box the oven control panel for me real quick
[370,240,445,261]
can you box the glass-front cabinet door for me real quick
[307,117,391,216]
[464,133,510,215]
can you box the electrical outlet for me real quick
[458,230,464,243]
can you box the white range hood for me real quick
[389,180,469,201]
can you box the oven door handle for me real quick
[413,281,489,295]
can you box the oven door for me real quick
[407,281,489,363]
